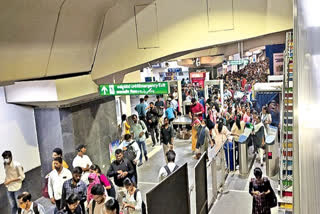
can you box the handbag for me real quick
[42,177,49,198]
[264,178,277,208]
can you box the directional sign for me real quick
[227,59,249,66]
[99,82,169,96]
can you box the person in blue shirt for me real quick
[165,102,176,123]
[135,98,146,121]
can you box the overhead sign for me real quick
[99,82,169,96]
[227,59,249,65]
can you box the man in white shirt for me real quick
[17,192,45,214]
[158,150,179,182]
[2,150,25,214]
[118,134,141,185]
[72,145,92,185]
[48,157,72,212]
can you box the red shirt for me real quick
[190,102,205,121]
[241,78,247,88]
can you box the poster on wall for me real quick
[109,140,120,162]
[273,53,284,75]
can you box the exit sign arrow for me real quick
[101,86,108,95]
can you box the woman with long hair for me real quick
[249,167,274,214]
[253,116,267,167]
[214,118,231,153]
[121,114,130,138]
[105,198,120,214]
[231,115,245,165]
[90,164,115,198]
[260,106,272,134]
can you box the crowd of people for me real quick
[2,58,278,214]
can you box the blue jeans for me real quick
[137,140,147,163]
[7,189,22,214]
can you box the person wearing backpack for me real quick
[118,134,141,185]
[2,150,25,214]
[17,192,45,214]
[130,114,148,167]
[88,184,112,214]
[122,178,146,214]
[158,150,179,182]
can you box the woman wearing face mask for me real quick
[87,173,101,203]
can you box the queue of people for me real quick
[2,142,148,214]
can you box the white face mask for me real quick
[3,158,10,164]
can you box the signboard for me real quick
[273,53,284,75]
[99,82,169,96]
[227,59,249,65]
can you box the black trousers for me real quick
[150,125,159,145]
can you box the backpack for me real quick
[164,165,179,176]
[134,189,147,214]
[98,175,116,198]
[124,141,137,161]
[18,202,39,214]
[139,120,149,138]
[157,106,164,117]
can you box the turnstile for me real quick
[265,126,279,177]
[238,127,253,175]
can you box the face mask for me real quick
[4,159,10,164]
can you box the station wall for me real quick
[0,87,42,213]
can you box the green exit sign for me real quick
[99,82,169,96]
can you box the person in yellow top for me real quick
[121,114,131,137]
[52,148,69,169]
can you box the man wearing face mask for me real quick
[61,167,87,212]
[2,150,25,214]
[17,192,45,214]
[48,157,72,213]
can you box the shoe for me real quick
[145,156,148,161]
[138,162,143,167]
[152,144,155,147]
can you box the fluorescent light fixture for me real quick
[302,0,320,27]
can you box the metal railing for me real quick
[208,140,236,210]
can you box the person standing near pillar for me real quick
[2,150,25,214]
[72,145,92,185]
[48,157,72,213]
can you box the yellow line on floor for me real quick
[147,145,162,159]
